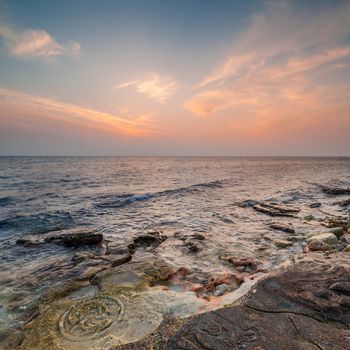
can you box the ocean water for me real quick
[1,156,350,338]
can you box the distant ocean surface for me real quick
[1,156,350,336]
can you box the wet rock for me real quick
[322,186,350,195]
[270,222,295,233]
[15,238,43,247]
[220,256,259,272]
[253,202,299,217]
[129,231,166,252]
[309,202,321,208]
[45,228,103,247]
[329,227,344,238]
[71,251,96,265]
[341,233,350,244]
[110,252,132,267]
[342,245,350,252]
[274,239,293,248]
[184,240,200,253]
[335,198,350,207]
[245,265,350,324]
[307,232,338,245]
[237,199,259,208]
[0,329,23,350]
[105,243,133,266]
[166,305,350,350]
[213,283,230,297]
[329,282,350,295]
[173,232,205,241]
[307,240,331,251]
[322,215,349,229]
[191,233,205,240]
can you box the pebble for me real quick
[274,240,293,248]
[343,245,350,252]
[307,240,331,251]
[213,284,231,297]
[329,227,344,238]
[306,232,338,245]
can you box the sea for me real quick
[1,156,350,340]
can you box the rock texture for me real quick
[113,264,350,350]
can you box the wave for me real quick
[0,196,14,206]
[0,211,74,234]
[95,193,152,208]
[94,179,224,209]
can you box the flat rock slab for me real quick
[245,265,350,324]
[114,264,350,350]
[166,305,350,350]
[18,263,350,350]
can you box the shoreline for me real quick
[1,184,350,349]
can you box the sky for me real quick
[0,0,350,156]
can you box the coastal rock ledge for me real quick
[16,262,350,350]
[116,265,350,350]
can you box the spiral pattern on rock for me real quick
[59,295,124,341]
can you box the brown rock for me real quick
[307,240,331,251]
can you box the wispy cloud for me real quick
[186,1,350,120]
[114,72,179,103]
[0,25,80,60]
[0,87,157,137]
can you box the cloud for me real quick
[0,25,80,60]
[114,72,179,103]
[0,87,157,137]
[185,1,350,118]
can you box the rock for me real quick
[274,240,293,248]
[238,199,259,208]
[15,238,42,247]
[307,240,331,251]
[173,232,205,241]
[166,265,350,350]
[105,244,133,267]
[71,251,96,265]
[129,231,166,252]
[45,228,103,247]
[334,198,350,207]
[18,262,350,350]
[329,282,350,294]
[307,232,338,245]
[245,265,350,324]
[309,202,321,208]
[304,214,314,221]
[342,245,350,252]
[322,216,349,228]
[341,233,350,244]
[270,222,295,233]
[213,284,230,297]
[329,227,344,238]
[253,203,299,217]
[110,253,132,267]
[184,240,200,253]
[220,256,259,272]
[191,233,205,240]
[322,186,350,195]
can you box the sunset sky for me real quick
[1,0,350,156]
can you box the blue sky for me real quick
[1,0,350,155]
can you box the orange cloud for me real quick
[0,25,80,60]
[185,2,350,123]
[0,87,157,137]
[114,72,179,103]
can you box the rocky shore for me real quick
[2,184,350,349]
